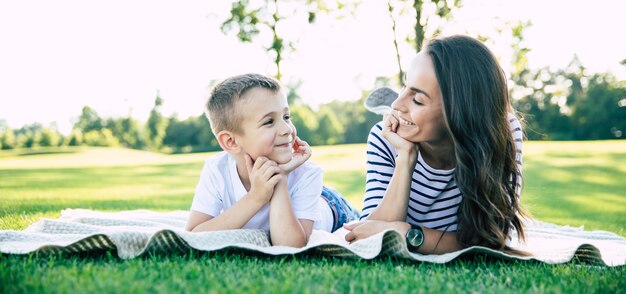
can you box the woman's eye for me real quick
[412,98,423,105]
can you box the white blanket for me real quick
[1,209,624,266]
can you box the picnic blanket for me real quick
[1,209,624,266]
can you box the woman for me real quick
[344,35,528,254]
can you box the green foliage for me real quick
[570,74,626,139]
[219,0,358,81]
[107,117,147,149]
[386,0,462,83]
[290,104,319,144]
[0,127,16,149]
[82,129,119,147]
[221,0,289,80]
[162,114,219,153]
[66,129,83,146]
[146,93,169,150]
[512,60,626,140]
[314,109,343,145]
[74,106,103,133]
[38,128,62,147]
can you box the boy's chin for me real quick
[269,154,293,165]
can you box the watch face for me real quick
[407,228,424,247]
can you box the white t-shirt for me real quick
[190,152,333,231]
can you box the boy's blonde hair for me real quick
[206,73,281,135]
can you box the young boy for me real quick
[185,73,359,247]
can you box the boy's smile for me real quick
[235,87,296,164]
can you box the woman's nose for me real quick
[391,92,405,112]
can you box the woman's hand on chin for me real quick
[381,113,417,156]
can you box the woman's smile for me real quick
[395,111,416,126]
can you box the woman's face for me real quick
[391,52,451,145]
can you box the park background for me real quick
[1,0,625,293]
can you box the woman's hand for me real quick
[344,220,409,243]
[278,137,312,174]
[381,112,418,156]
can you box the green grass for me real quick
[1,142,625,293]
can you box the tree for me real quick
[39,128,61,147]
[220,0,357,81]
[66,129,83,146]
[290,104,319,145]
[221,0,292,80]
[314,109,343,145]
[83,129,119,147]
[570,73,626,140]
[74,106,103,133]
[386,0,462,83]
[146,91,169,150]
[0,128,16,149]
[162,114,220,153]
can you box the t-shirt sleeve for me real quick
[361,122,396,220]
[290,163,323,222]
[508,113,524,199]
[190,161,223,217]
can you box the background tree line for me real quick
[1,0,624,152]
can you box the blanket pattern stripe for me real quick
[1,209,624,266]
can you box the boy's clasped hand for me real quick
[244,136,312,203]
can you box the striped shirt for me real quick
[361,113,523,232]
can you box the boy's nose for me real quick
[279,120,292,135]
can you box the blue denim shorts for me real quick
[320,186,361,232]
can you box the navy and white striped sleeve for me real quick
[361,123,396,220]
[508,113,524,198]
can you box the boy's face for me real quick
[234,87,296,164]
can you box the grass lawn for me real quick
[1,142,625,293]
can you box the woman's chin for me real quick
[397,129,420,142]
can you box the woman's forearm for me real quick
[393,222,462,254]
[368,151,417,221]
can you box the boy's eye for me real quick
[283,114,291,121]
[263,119,274,125]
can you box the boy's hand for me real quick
[278,137,311,174]
[245,154,281,203]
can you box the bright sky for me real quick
[0,0,624,134]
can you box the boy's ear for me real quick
[216,130,241,154]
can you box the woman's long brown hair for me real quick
[427,35,528,254]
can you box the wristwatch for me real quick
[405,224,424,252]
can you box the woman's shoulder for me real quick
[507,113,522,129]
[507,113,524,140]
[369,121,385,134]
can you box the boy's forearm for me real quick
[269,180,308,247]
[369,152,415,221]
[191,193,267,232]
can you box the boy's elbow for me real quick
[185,222,201,232]
[271,237,308,248]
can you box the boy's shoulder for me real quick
[203,151,230,166]
[201,151,232,177]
